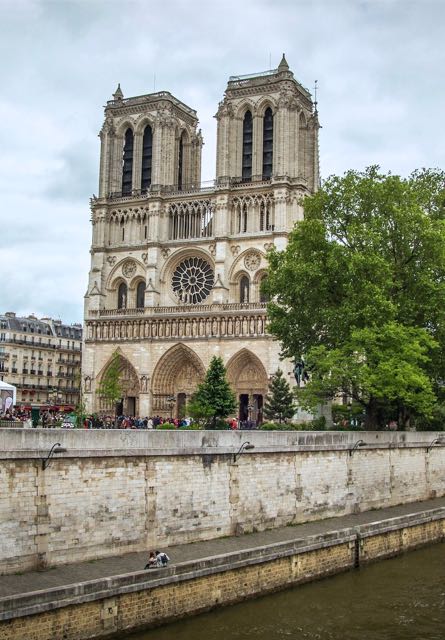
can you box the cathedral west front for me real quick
[82,55,320,421]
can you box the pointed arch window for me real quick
[259,275,269,303]
[141,125,153,191]
[178,132,185,190]
[122,128,134,195]
[242,110,253,181]
[136,281,145,308]
[240,275,250,303]
[262,107,273,179]
[117,283,127,309]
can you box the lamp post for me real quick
[233,441,255,463]
[426,437,445,453]
[41,443,67,470]
[349,439,367,456]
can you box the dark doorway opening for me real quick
[239,394,249,421]
[116,399,123,417]
[127,396,136,416]
[177,393,187,419]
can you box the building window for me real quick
[242,110,253,181]
[259,275,269,303]
[136,281,145,308]
[121,128,134,195]
[141,125,153,190]
[118,282,127,309]
[240,275,250,303]
[262,107,273,179]
[177,132,185,190]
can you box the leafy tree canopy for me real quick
[264,167,445,428]
[191,356,236,428]
[96,350,123,409]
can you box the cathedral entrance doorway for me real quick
[227,349,268,426]
[151,344,205,418]
[97,353,140,417]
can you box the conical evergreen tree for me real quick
[192,356,236,428]
[264,368,296,423]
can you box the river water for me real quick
[125,543,445,640]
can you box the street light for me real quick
[349,439,367,456]
[426,437,445,453]
[233,441,255,463]
[41,443,67,470]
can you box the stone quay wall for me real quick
[1,429,445,576]
[0,507,444,640]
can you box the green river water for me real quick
[124,542,445,640]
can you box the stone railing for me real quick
[89,302,267,319]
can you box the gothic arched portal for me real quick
[151,344,206,417]
[226,349,268,424]
[97,353,140,416]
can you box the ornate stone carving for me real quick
[244,251,261,271]
[264,242,274,251]
[141,253,148,265]
[231,245,241,256]
[209,244,216,257]
[106,256,116,266]
[122,260,137,278]
[161,247,170,258]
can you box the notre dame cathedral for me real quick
[82,55,320,421]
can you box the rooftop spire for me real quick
[278,54,289,71]
[113,83,123,101]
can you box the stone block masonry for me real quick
[0,507,444,640]
[1,430,445,575]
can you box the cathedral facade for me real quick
[83,55,320,421]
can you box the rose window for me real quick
[172,257,214,304]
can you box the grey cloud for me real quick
[0,0,444,322]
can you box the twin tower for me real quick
[83,56,320,422]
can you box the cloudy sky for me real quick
[1,0,444,324]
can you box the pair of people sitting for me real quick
[144,550,170,569]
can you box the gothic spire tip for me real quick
[113,83,123,100]
[278,54,289,71]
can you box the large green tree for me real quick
[264,369,296,423]
[264,167,445,429]
[191,356,236,428]
[96,350,123,416]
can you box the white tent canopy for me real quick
[0,380,17,412]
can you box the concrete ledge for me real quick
[1,507,444,623]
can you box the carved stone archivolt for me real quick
[122,260,137,278]
[244,251,261,271]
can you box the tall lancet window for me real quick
[242,110,253,181]
[262,107,273,179]
[122,128,134,195]
[141,125,153,191]
[136,281,145,308]
[117,282,127,309]
[177,132,185,190]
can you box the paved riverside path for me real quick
[2,496,445,599]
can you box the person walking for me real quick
[144,551,157,569]
[156,550,170,567]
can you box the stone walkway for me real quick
[2,497,445,599]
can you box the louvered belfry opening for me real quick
[178,133,185,190]
[121,128,134,195]
[262,107,273,179]
[141,125,153,190]
[242,111,253,181]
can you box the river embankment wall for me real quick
[0,506,444,640]
[1,429,445,575]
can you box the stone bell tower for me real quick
[83,57,320,422]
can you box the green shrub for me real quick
[157,422,176,430]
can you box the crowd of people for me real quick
[1,406,257,430]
